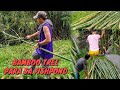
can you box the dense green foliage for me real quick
[0,11,71,46]
[0,40,73,79]
[71,11,120,79]
[71,11,120,55]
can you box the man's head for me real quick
[91,29,97,34]
[84,54,90,60]
[33,11,47,24]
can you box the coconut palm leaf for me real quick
[88,56,120,79]
[70,36,120,79]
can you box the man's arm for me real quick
[100,30,105,38]
[84,67,89,79]
[39,26,51,45]
[86,36,89,42]
[26,31,39,39]
[103,46,107,54]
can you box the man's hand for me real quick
[103,46,106,50]
[26,31,39,39]
[34,42,41,48]
[85,72,89,79]
[26,35,32,39]
[100,30,105,38]
[85,75,89,79]
[85,76,89,79]
[34,43,39,48]
[102,30,105,35]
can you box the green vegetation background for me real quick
[0,11,94,79]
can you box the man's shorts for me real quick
[88,50,99,57]
[32,51,40,59]
[32,51,46,71]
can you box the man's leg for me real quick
[31,51,40,72]
[32,52,52,79]
[41,58,51,79]
[76,72,80,79]
[76,66,80,79]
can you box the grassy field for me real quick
[0,11,97,79]
[0,40,73,79]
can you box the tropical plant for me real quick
[70,11,120,79]
[70,36,120,79]
[0,11,71,46]
[71,11,120,55]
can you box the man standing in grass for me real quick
[87,29,105,57]
[26,11,53,71]
[76,54,90,79]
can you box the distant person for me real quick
[105,54,120,70]
[102,43,120,71]
[87,29,105,57]
[76,54,90,79]
[26,11,53,71]
[103,42,114,55]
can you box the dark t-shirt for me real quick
[76,58,87,72]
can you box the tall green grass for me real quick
[0,40,73,79]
